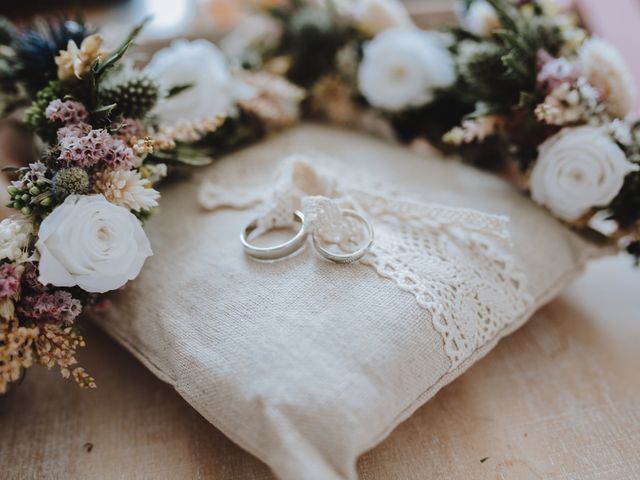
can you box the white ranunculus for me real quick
[354,0,413,36]
[460,0,501,37]
[145,39,246,125]
[530,126,638,221]
[36,195,152,293]
[578,38,637,118]
[358,28,456,111]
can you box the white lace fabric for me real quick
[199,155,533,370]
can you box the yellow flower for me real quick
[55,34,108,80]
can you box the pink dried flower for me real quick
[58,127,135,170]
[57,122,92,142]
[104,139,135,170]
[537,52,578,95]
[0,263,23,299]
[114,118,145,140]
[18,291,82,325]
[45,99,89,125]
[22,263,47,293]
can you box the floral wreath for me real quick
[0,0,638,393]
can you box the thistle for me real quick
[11,19,90,93]
[100,74,160,119]
[52,167,90,199]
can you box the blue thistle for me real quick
[12,18,91,93]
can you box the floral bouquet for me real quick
[224,0,640,262]
[0,16,303,393]
[1,0,638,395]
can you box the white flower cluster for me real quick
[145,39,254,126]
[0,215,34,263]
[358,28,456,111]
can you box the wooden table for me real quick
[1,254,639,480]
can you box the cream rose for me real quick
[530,126,638,221]
[36,195,152,293]
[358,28,456,111]
[145,39,250,125]
[578,38,637,118]
[354,0,413,36]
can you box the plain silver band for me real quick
[312,210,374,264]
[241,211,308,260]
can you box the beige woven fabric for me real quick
[90,124,604,480]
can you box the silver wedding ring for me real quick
[241,211,308,260]
[241,209,374,263]
[312,210,374,264]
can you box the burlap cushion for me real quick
[90,124,603,480]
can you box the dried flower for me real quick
[578,38,637,118]
[18,291,82,325]
[443,116,499,145]
[93,169,160,212]
[309,75,360,125]
[609,119,634,147]
[236,71,305,129]
[35,323,95,388]
[535,78,602,126]
[22,263,47,292]
[0,264,23,300]
[58,126,135,170]
[45,99,88,125]
[140,163,168,184]
[55,33,107,80]
[0,317,39,393]
[158,116,226,143]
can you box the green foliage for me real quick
[24,80,66,142]
[275,6,356,86]
[627,241,640,266]
[92,17,151,81]
[455,0,565,113]
[6,177,56,221]
[608,170,640,229]
[457,41,514,105]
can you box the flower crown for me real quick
[0,0,637,393]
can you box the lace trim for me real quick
[199,155,533,370]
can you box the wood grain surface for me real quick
[1,254,638,480]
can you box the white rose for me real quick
[358,28,456,111]
[145,39,247,125]
[578,38,637,118]
[530,126,638,221]
[36,195,152,293]
[354,0,413,36]
[460,0,501,38]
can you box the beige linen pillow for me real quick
[90,124,604,480]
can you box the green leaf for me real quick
[166,83,193,98]
[92,16,152,79]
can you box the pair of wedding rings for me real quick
[240,210,374,263]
